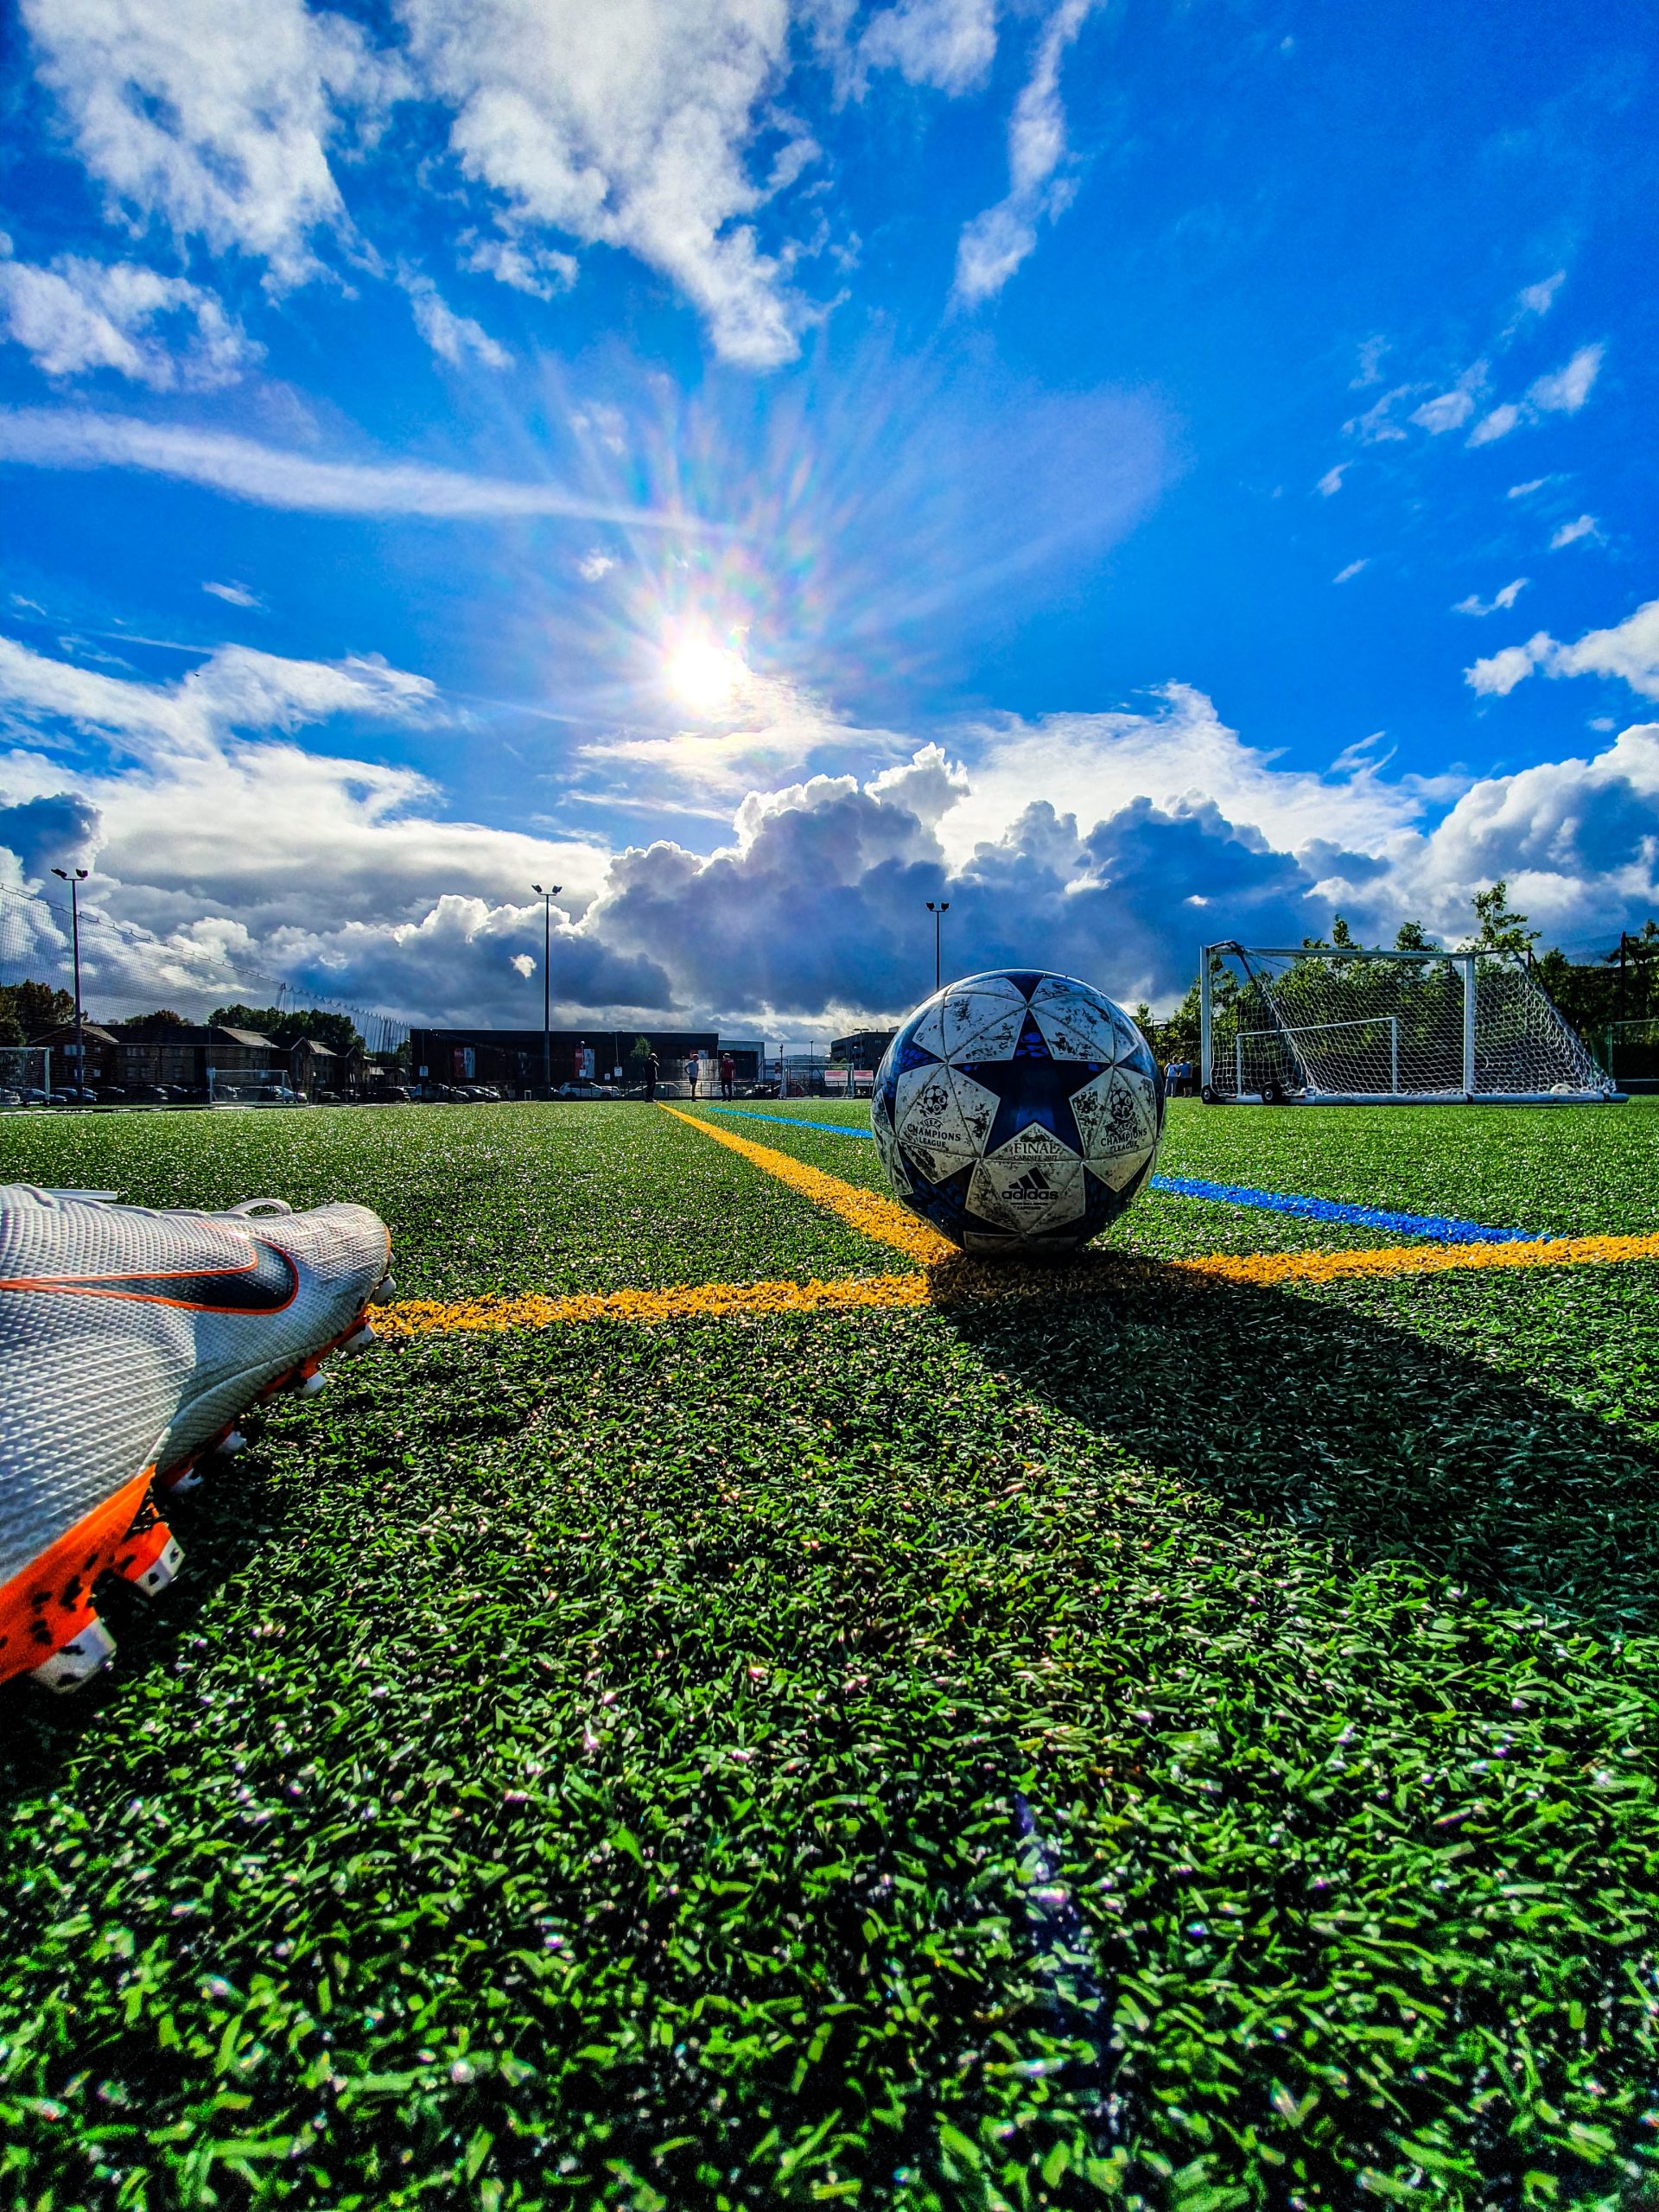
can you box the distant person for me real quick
[645,1051,659,1102]
[720,1052,735,1101]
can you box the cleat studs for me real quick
[370,1274,396,1306]
[133,1536,185,1598]
[336,1322,377,1357]
[296,1370,327,1397]
[116,1519,183,1594]
[217,1429,247,1457]
[158,1461,201,1496]
[29,1614,117,1693]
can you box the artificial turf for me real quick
[1,1100,1657,2210]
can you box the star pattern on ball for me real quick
[956,1015,1107,1156]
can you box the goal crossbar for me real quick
[1198,940,1618,1104]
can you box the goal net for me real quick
[1200,943,1615,1104]
[0,1046,49,1105]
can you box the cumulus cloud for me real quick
[860,0,998,94]
[1513,270,1565,320]
[0,632,632,1022]
[1549,512,1602,551]
[953,0,1098,306]
[1315,464,1346,496]
[0,408,709,526]
[0,245,257,387]
[1465,600,1659,703]
[461,231,578,299]
[2,633,1655,1026]
[397,0,814,368]
[20,0,406,287]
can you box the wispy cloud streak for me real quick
[0,410,719,530]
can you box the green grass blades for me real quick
[1,1100,1657,2208]
[4,1289,1659,2210]
[0,1103,883,1298]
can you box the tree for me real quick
[1464,880,1539,954]
[1331,914,1356,947]
[0,1003,23,1047]
[3,980,76,1037]
[120,1008,186,1027]
[209,1004,363,1054]
[1394,919,1433,950]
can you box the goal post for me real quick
[1198,942,1618,1104]
[0,1046,49,1105]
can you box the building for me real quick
[408,1027,719,1094]
[29,1021,121,1089]
[32,1020,282,1094]
[831,1027,897,1068]
[719,1039,766,1083]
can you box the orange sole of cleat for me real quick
[113,1515,184,1597]
[4,1300,381,1688]
[0,1465,153,1689]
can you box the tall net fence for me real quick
[1203,944,1612,1103]
[0,883,409,1058]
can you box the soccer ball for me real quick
[872,969,1164,1255]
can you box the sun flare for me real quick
[665,632,748,718]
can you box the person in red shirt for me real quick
[719,1052,736,1101]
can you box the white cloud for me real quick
[1350,336,1389,389]
[0,408,709,527]
[1549,512,1601,550]
[1467,401,1522,448]
[1452,577,1528,617]
[1333,558,1367,584]
[1468,343,1603,446]
[19,0,406,287]
[953,0,1098,306]
[1465,601,1659,702]
[202,580,263,609]
[397,0,814,369]
[3,632,1654,1022]
[1507,477,1548,499]
[0,246,257,387]
[402,271,512,369]
[1315,463,1347,497]
[1409,362,1485,435]
[860,0,998,94]
[461,231,578,299]
[576,549,617,582]
[1344,385,1414,445]
[1514,270,1565,319]
[1529,342,1602,416]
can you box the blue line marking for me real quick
[1147,1174,1528,1244]
[703,1107,1528,1243]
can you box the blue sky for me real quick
[1,0,1656,1039]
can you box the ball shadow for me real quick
[932,1250,1659,1629]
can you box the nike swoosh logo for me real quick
[0,1240,300,1313]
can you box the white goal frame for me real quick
[0,1046,49,1104]
[1198,942,1619,1105]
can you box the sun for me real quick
[664,632,748,718]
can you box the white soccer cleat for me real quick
[0,1185,391,1690]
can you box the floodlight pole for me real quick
[531,883,561,1096]
[925,899,950,994]
[51,867,88,1096]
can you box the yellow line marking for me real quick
[378,1236,1659,1340]
[658,1102,952,1265]
[380,1273,929,1337]
[372,1104,1659,1338]
[1180,1228,1659,1288]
